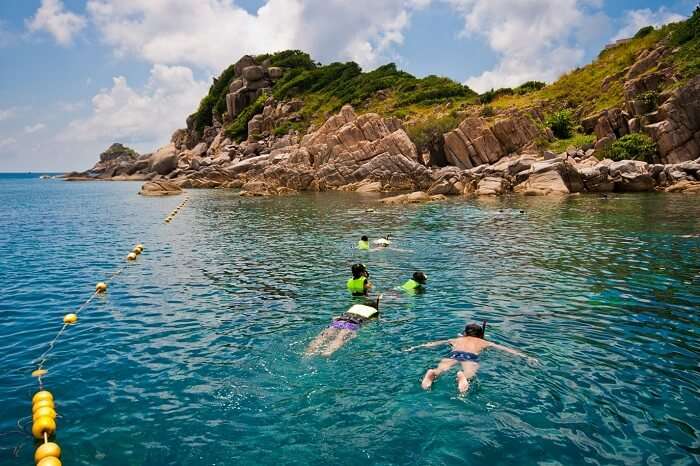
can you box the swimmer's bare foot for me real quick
[456,371,470,393]
[421,369,437,390]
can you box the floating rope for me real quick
[164,196,189,223]
[26,243,145,466]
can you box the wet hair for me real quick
[361,235,368,242]
[351,263,367,279]
[463,322,485,338]
[412,271,427,284]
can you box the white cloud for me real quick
[446,0,609,92]
[86,0,426,70]
[0,137,16,150]
[25,123,47,134]
[27,0,86,46]
[63,64,209,150]
[612,7,686,41]
[0,107,16,121]
[57,101,85,112]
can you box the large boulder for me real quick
[665,180,700,193]
[514,159,582,195]
[138,180,183,196]
[608,160,656,192]
[643,76,700,164]
[149,144,178,175]
[99,143,138,163]
[476,176,506,196]
[443,111,545,169]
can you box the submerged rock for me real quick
[380,191,446,204]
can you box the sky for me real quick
[0,0,697,172]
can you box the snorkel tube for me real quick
[482,320,487,338]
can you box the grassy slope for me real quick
[491,8,700,117]
[188,9,699,151]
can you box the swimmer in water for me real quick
[347,263,371,296]
[357,235,370,250]
[400,271,427,293]
[406,322,535,393]
[305,296,381,356]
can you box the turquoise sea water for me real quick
[1,174,699,465]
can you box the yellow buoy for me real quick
[35,442,61,463]
[37,457,62,466]
[31,416,56,439]
[32,391,53,404]
[32,399,55,412]
[32,369,48,377]
[63,313,78,324]
[33,406,57,421]
[96,282,108,293]
[127,252,137,261]
[136,244,144,251]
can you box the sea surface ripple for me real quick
[1,175,699,465]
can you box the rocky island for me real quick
[69,8,700,199]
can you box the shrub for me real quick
[547,133,596,154]
[545,110,574,139]
[514,81,546,95]
[634,26,655,39]
[637,90,659,111]
[257,50,316,69]
[671,6,700,45]
[224,95,268,141]
[606,133,657,162]
[190,63,238,135]
[480,105,495,117]
[406,113,462,154]
[479,87,514,104]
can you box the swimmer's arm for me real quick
[488,342,539,364]
[404,340,450,352]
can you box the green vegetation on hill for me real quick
[190,50,477,141]
[490,7,700,117]
[188,9,700,146]
[605,133,657,163]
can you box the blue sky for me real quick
[0,0,697,171]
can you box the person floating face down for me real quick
[347,263,371,296]
[373,235,391,248]
[405,322,537,394]
[401,271,427,293]
[357,235,370,250]
[305,296,382,357]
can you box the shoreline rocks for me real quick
[71,64,700,199]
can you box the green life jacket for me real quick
[347,276,366,295]
[401,279,422,291]
[357,240,370,250]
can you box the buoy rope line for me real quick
[24,242,145,466]
[164,196,189,224]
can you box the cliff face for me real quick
[75,8,700,196]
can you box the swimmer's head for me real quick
[463,322,485,338]
[361,235,368,242]
[351,263,368,278]
[413,271,427,284]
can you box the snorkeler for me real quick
[305,296,381,356]
[401,271,427,292]
[357,236,370,250]
[405,322,535,393]
[373,235,391,247]
[347,263,371,296]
